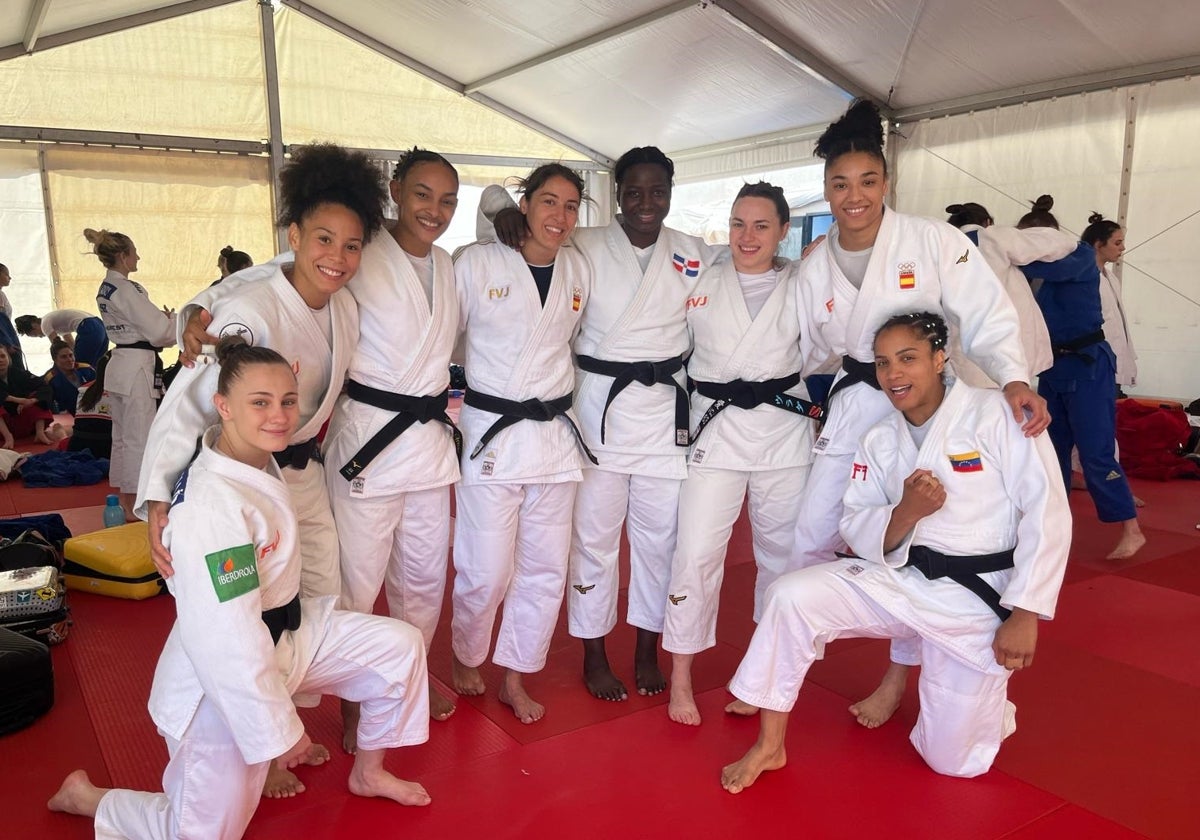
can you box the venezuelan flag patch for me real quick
[948,451,983,472]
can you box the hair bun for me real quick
[945,204,964,214]
[220,245,234,257]
[1087,211,1104,224]
[1031,194,1054,211]
[83,228,102,244]
[815,99,885,160]
[214,334,251,365]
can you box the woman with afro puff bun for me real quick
[134,143,387,798]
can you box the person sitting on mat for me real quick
[48,335,431,840]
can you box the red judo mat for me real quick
[6,478,1199,838]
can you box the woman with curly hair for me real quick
[135,143,387,797]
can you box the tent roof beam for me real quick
[0,0,239,61]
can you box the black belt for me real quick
[464,387,598,465]
[339,380,462,480]
[273,437,322,470]
[110,341,166,402]
[823,355,881,411]
[261,594,301,645]
[904,544,1015,621]
[1053,329,1105,362]
[114,340,163,352]
[575,353,689,446]
[690,372,821,444]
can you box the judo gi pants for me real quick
[790,448,922,666]
[94,609,430,840]
[662,464,808,656]
[283,460,341,600]
[1040,352,1136,522]
[332,480,451,650]
[452,480,577,673]
[107,372,156,496]
[567,468,681,638]
[730,564,1014,778]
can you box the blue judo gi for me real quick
[1022,242,1136,522]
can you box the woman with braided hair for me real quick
[721,311,1069,791]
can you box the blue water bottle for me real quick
[103,495,125,528]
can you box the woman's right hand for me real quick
[180,308,220,367]
[493,207,528,250]
[897,469,946,520]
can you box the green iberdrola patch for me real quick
[205,544,260,602]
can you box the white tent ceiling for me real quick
[4,0,1198,165]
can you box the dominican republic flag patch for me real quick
[898,261,916,289]
[673,253,701,277]
[948,451,983,472]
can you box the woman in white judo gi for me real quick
[785,101,1050,729]
[720,311,1069,793]
[139,143,386,796]
[451,163,591,724]
[88,228,177,521]
[321,148,463,730]
[485,146,721,702]
[662,182,823,726]
[48,337,431,840]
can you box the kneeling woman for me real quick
[48,338,431,839]
[721,312,1069,792]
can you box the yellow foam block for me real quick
[63,522,163,600]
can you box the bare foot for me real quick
[584,663,628,701]
[849,662,908,728]
[429,683,456,721]
[498,670,545,724]
[452,655,486,696]
[721,743,787,794]
[262,764,305,799]
[348,761,430,807]
[341,699,360,755]
[1107,529,1147,560]
[1134,495,1145,508]
[724,698,760,716]
[668,682,701,726]
[302,742,330,766]
[47,770,107,817]
[634,629,666,696]
[1070,471,1087,490]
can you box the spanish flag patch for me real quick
[948,451,983,472]
[898,261,916,290]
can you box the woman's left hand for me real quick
[1002,381,1050,437]
[992,608,1038,670]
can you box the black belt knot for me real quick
[261,594,301,646]
[464,387,597,465]
[339,381,462,480]
[904,544,1016,621]
[273,437,321,470]
[575,353,689,446]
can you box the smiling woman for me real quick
[133,142,387,798]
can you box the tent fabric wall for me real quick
[0,2,266,141]
[45,147,275,334]
[275,6,585,161]
[890,79,1200,399]
[0,149,56,375]
[1122,76,1200,401]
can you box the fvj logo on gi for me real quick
[672,253,700,277]
[898,261,917,290]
